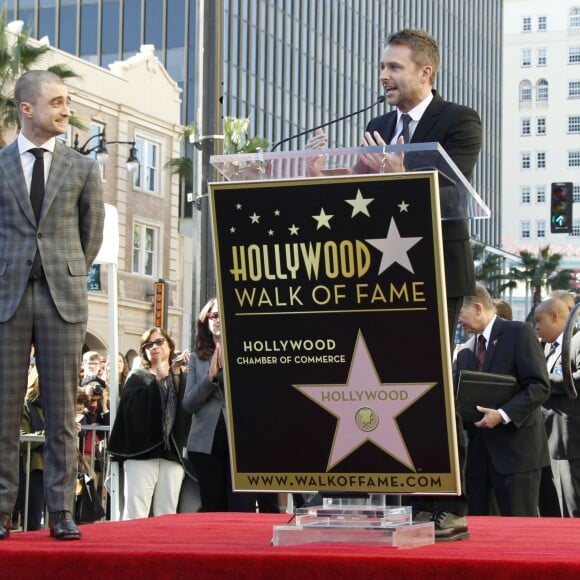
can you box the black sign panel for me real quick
[209,172,460,494]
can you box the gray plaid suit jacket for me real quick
[0,140,105,323]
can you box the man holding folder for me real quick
[455,284,550,516]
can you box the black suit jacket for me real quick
[455,317,550,476]
[363,91,482,298]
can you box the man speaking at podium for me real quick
[308,29,482,541]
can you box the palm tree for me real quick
[472,242,506,295]
[0,10,82,147]
[165,123,195,194]
[503,245,575,320]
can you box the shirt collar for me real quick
[397,91,434,124]
[479,314,497,346]
[18,132,56,155]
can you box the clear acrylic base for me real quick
[272,496,434,549]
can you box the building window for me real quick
[537,48,547,66]
[569,116,580,133]
[536,185,546,204]
[570,8,580,30]
[538,16,547,31]
[572,220,580,237]
[569,81,580,99]
[569,151,580,168]
[520,80,533,102]
[521,220,531,239]
[537,117,546,135]
[133,137,160,194]
[537,151,546,169]
[521,152,531,170]
[521,48,532,67]
[521,118,531,135]
[574,184,580,203]
[536,79,549,101]
[522,16,532,32]
[536,220,546,238]
[521,186,531,204]
[570,47,580,65]
[132,221,159,277]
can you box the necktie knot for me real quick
[29,147,46,160]
[546,341,559,361]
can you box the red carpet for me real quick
[2,513,579,579]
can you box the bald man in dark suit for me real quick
[0,70,105,540]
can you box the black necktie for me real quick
[399,113,411,144]
[546,341,559,362]
[29,148,46,278]
[29,148,46,222]
[475,335,486,371]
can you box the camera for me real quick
[91,385,103,397]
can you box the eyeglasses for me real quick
[207,312,219,320]
[143,337,165,350]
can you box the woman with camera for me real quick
[108,327,193,520]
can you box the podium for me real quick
[209,145,489,547]
[210,143,489,220]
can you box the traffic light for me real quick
[550,182,573,234]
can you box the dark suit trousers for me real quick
[0,277,85,514]
[188,415,256,512]
[466,433,541,516]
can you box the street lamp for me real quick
[73,130,140,173]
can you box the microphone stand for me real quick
[270,95,386,151]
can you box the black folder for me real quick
[456,370,518,423]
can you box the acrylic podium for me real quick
[209,144,489,548]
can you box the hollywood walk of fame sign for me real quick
[209,172,461,495]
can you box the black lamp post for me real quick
[73,130,140,173]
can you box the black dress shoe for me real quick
[0,512,11,540]
[49,511,81,540]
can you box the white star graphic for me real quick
[366,217,422,275]
[249,212,260,224]
[289,224,300,236]
[346,189,374,217]
[268,229,275,236]
[295,332,434,470]
[312,208,333,230]
[229,226,236,233]
[274,209,281,216]
[236,203,242,210]
[398,200,409,212]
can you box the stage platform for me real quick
[2,513,579,579]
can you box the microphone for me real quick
[271,95,386,151]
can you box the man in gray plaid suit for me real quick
[0,70,105,540]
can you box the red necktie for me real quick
[476,335,486,371]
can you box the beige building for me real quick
[41,43,188,363]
